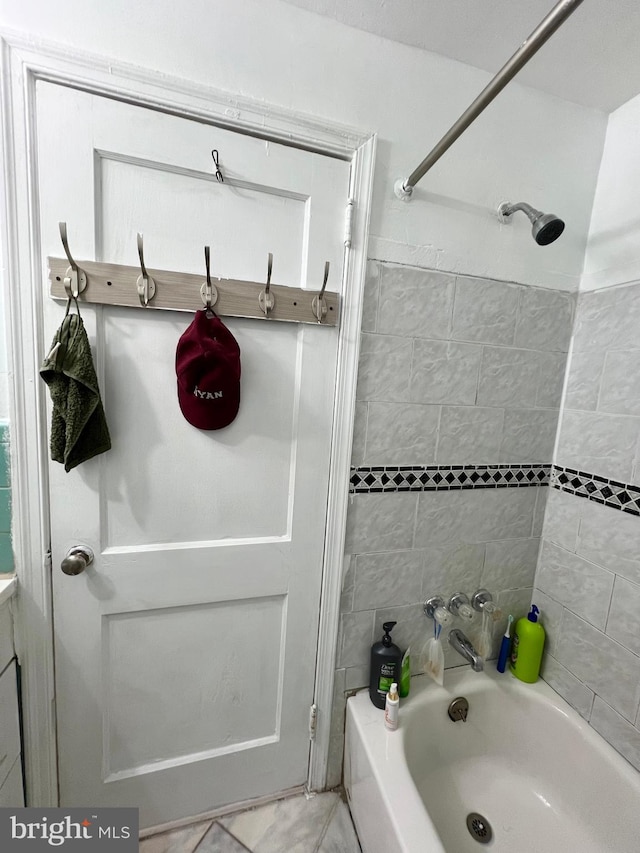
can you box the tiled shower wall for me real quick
[534,280,640,771]
[327,261,575,785]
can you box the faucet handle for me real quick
[448,592,474,622]
[424,595,445,619]
[471,588,503,622]
[434,606,453,627]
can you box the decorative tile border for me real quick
[348,462,640,516]
[551,465,640,517]
[350,463,550,494]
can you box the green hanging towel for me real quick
[40,309,111,472]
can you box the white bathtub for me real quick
[345,667,640,853]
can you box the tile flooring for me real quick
[140,790,361,853]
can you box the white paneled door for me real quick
[35,81,350,826]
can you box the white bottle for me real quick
[384,682,399,731]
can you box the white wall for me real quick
[582,91,640,291]
[0,0,607,292]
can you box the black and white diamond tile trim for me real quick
[350,464,551,494]
[551,466,640,517]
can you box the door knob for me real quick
[61,545,94,576]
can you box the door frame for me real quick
[0,29,375,808]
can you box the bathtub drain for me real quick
[466,813,493,844]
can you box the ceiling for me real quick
[279,0,640,113]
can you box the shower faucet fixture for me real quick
[498,201,565,245]
[448,592,474,622]
[424,596,454,627]
[471,588,502,620]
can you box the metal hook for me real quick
[58,222,87,298]
[200,246,219,316]
[211,150,224,183]
[266,253,273,295]
[136,233,157,307]
[258,252,276,317]
[312,261,330,323]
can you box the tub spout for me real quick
[449,628,484,672]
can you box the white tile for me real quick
[576,498,640,586]
[476,346,540,408]
[353,550,423,611]
[451,277,519,346]
[536,540,614,630]
[350,403,367,467]
[541,654,594,720]
[340,556,355,614]
[356,333,413,403]
[535,351,567,409]
[555,410,639,483]
[345,492,418,554]
[338,611,374,669]
[499,409,558,463]
[361,261,380,333]
[541,488,581,552]
[410,339,482,405]
[421,542,485,597]
[634,433,640,485]
[140,821,213,853]
[606,576,640,657]
[572,284,640,354]
[364,402,439,465]
[564,350,605,411]
[532,487,548,538]
[557,610,640,723]
[197,823,250,852]
[317,800,361,853]
[514,287,574,352]
[496,588,533,627]
[436,406,503,464]
[345,665,368,690]
[377,265,454,340]
[482,538,540,591]
[590,697,640,773]
[414,488,537,547]
[220,792,338,853]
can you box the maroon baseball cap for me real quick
[175,310,241,430]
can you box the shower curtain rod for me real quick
[394,0,586,200]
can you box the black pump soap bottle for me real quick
[369,621,402,709]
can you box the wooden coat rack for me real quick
[48,224,340,327]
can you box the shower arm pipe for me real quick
[500,201,538,218]
[394,0,586,199]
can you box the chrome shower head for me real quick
[498,202,565,245]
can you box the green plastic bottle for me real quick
[399,647,411,698]
[510,604,545,683]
